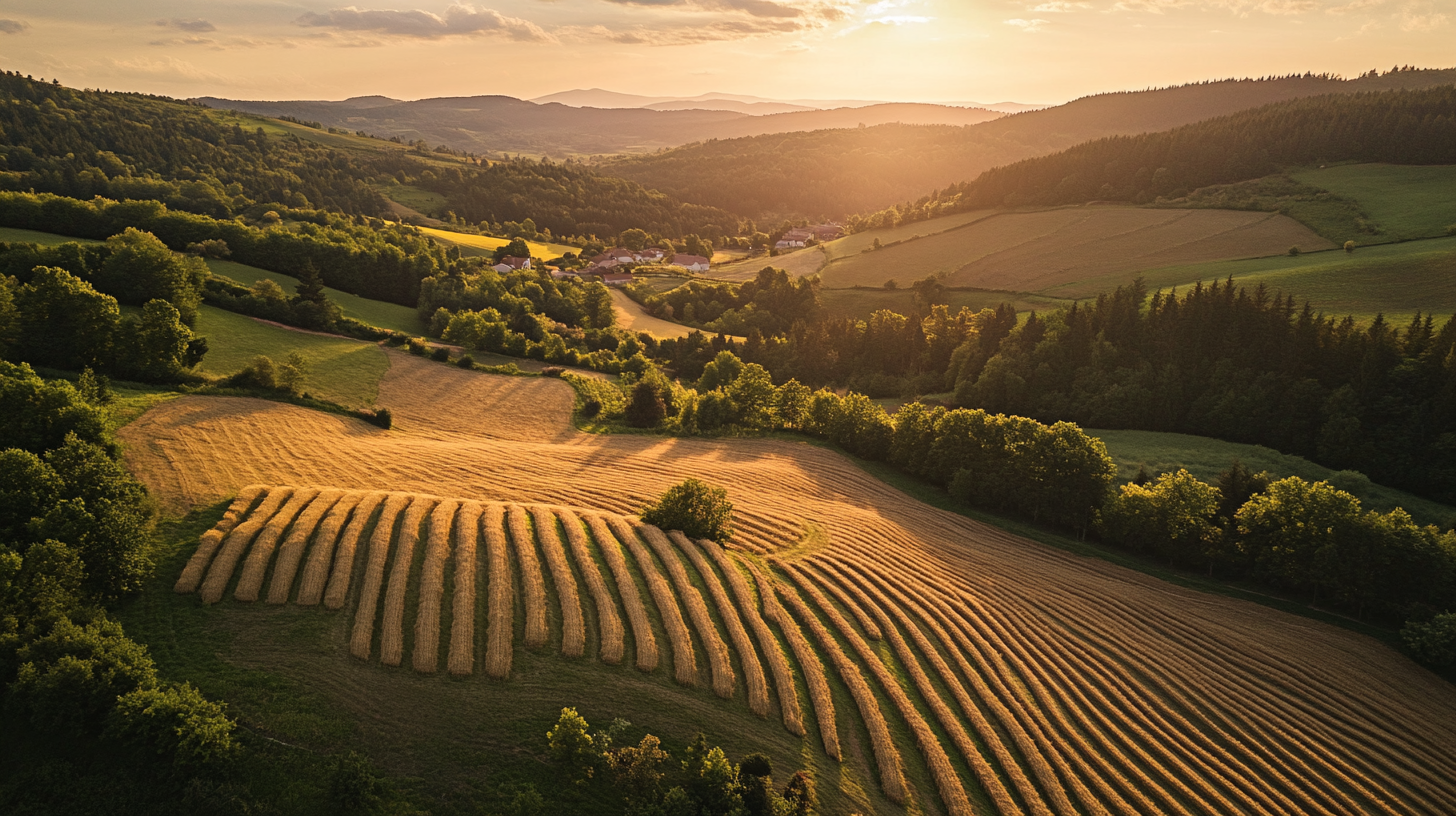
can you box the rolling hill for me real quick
[195,93,1002,158]
[599,68,1456,218]
[116,348,1456,815]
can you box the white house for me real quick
[670,254,711,273]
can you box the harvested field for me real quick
[141,351,1456,814]
[816,206,1333,291]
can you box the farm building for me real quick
[670,254,711,272]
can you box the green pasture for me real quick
[193,305,389,407]
[207,259,426,335]
[1294,164,1456,240]
[0,226,102,246]
[1090,427,1456,528]
[819,287,1066,320]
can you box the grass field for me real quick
[713,246,828,282]
[207,259,426,335]
[376,183,449,218]
[1091,427,1456,527]
[1047,235,1456,321]
[418,226,579,260]
[117,352,1456,815]
[1294,164,1456,240]
[194,305,389,407]
[819,287,1066,320]
[0,226,102,246]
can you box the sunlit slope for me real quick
[120,351,1456,816]
[813,206,1330,290]
[1294,163,1456,240]
[207,259,426,335]
[417,226,578,260]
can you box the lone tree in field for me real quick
[641,479,734,544]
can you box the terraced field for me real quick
[124,351,1456,814]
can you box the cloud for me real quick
[295,4,552,41]
[1003,16,1051,29]
[0,19,29,34]
[1400,8,1448,27]
[109,56,227,84]
[1028,1,1089,10]
[149,37,218,47]
[156,18,216,33]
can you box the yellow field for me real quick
[417,226,579,260]
[123,350,1456,814]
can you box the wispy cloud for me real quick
[0,18,29,34]
[156,18,216,33]
[1028,1,1090,11]
[1004,17,1051,30]
[295,4,552,42]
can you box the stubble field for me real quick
[121,349,1456,815]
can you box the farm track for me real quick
[140,351,1456,815]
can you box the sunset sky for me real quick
[0,0,1450,105]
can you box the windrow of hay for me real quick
[639,524,735,699]
[606,516,697,687]
[234,487,321,602]
[176,485,264,594]
[381,496,438,667]
[673,532,768,714]
[801,560,978,816]
[447,502,484,676]
[748,561,838,760]
[350,493,411,660]
[483,504,515,679]
[531,506,585,658]
[701,541,803,735]
[297,491,368,606]
[584,514,657,672]
[507,505,549,650]
[559,509,624,665]
[199,487,294,604]
[323,492,387,610]
[413,500,459,673]
[267,489,345,604]
[773,562,907,804]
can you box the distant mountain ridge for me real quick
[195,93,1003,157]
[531,88,1042,114]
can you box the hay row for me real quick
[380,497,437,667]
[584,514,657,673]
[267,489,345,604]
[507,506,549,650]
[605,516,697,687]
[701,542,803,736]
[412,500,459,673]
[675,533,769,715]
[813,558,1019,816]
[176,485,265,594]
[773,565,903,801]
[199,487,294,604]
[639,524,734,698]
[296,492,366,606]
[447,502,484,676]
[558,509,624,665]
[531,506,585,658]
[483,504,514,679]
[748,561,836,758]
[234,488,320,602]
[323,492,387,610]
[865,564,1081,816]
[349,493,411,660]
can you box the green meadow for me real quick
[207,259,427,335]
[1294,163,1456,240]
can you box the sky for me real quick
[0,0,1450,105]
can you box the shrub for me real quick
[1287,246,1301,256]
[640,478,734,544]
[457,354,475,369]
[541,366,565,377]
[1403,613,1456,667]
[1344,240,1357,253]
[625,381,667,428]
[107,682,237,773]
[430,346,450,362]
[359,407,392,429]
[581,398,602,418]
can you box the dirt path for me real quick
[608,288,744,341]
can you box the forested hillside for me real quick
[0,73,739,246]
[943,87,1456,211]
[600,68,1456,219]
